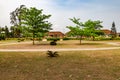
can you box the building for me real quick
[117,33,120,37]
[101,29,112,37]
[47,31,65,38]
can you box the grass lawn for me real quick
[0,50,120,80]
[0,40,119,49]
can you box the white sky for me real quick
[0,0,120,33]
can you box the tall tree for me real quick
[21,7,52,45]
[10,5,25,38]
[111,22,117,38]
[67,17,84,44]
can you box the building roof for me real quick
[101,29,112,34]
[48,31,65,36]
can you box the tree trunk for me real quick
[92,36,95,41]
[33,32,35,45]
[79,36,82,45]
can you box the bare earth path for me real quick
[0,41,120,52]
[0,47,120,52]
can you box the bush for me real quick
[0,34,6,40]
[114,37,120,40]
[18,38,25,42]
[95,37,112,41]
[46,50,59,57]
[50,40,57,45]
[47,38,60,41]
[63,37,70,40]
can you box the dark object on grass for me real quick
[50,40,57,45]
[46,50,59,57]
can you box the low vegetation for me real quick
[0,50,120,80]
[46,50,59,57]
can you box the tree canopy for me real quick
[67,17,84,44]
[83,20,103,40]
[67,17,103,44]
[20,7,52,45]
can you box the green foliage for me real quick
[113,37,120,40]
[47,38,60,41]
[67,17,103,44]
[4,26,10,38]
[0,34,6,40]
[63,37,70,40]
[92,37,118,41]
[21,7,52,32]
[67,17,84,44]
[85,36,120,41]
[83,20,103,40]
[17,38,25,42]
[20,7,52,45]
[46,51,59,57]
[10,26,22,38]
[70,17,83,26]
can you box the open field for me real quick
[0,50,120,80]
[0,40,120,49]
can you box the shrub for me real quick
[63,37,70,40]
[0,34,6,40]
[46,50,59,57]
[18,38,25,42]
[47,38,60,41]
[99,37,113,40]
[50,40,57,45]
[114,37,120,40]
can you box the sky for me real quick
[0,0,120,33]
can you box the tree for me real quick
[10,26,15,38]
[67,17,84,44]
[0,27,2,34]
[21,26,32,38]
[83,20,103,40]
[67,18,103,44]
[10,26,21,38]
[111,22,117,38]
[0,27,5,40]
[20,7,52,45]
[4,26,9,38]
[10,5,25,38]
